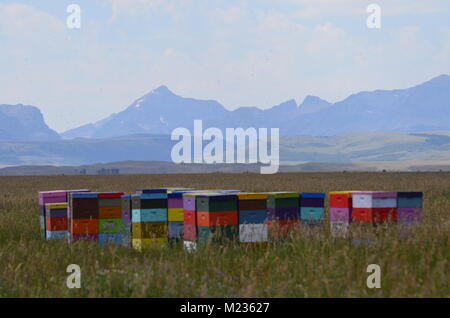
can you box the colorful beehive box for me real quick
[69,192,99,242]
[351,191,375,223]
[167,189,201,242]
[38,189,90,240]
[196,193,238,244]
[299,192,325,226]
[329,191,353,238]
[266,192,299,239]
[131,191,168,250]
[397,192,423,225]
[98,192,124,245]
[237,193,268,243]
[45,203,69,240]
[372,192,397,223]
[182,192,239,247]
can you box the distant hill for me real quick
[0,104,60,141]
[1,159,449,176]
[62,74,450,138]
[0,131,449,166]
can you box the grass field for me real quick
[0,172,449,297]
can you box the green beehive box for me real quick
[99,218,123,233]
[197,225,239,243]
[267,195,299,209]
[196,195,238,212]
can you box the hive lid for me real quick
[300,192,325,198]
[236,193,269,200]
[70,192,98,198]
[372,191,397,198]
[266,192,298,199]
[397,192,423,198]
[44,203,68,209]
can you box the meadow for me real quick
[0,172,448,297]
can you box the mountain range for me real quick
[0,75,449,169]
[61,74,450,139]
[0,104,59,141]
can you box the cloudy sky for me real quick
[0,0,449,132]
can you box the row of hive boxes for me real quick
[182,191,326,245]
[129,188,197,250]
[329,191,423,223]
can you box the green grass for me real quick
[0,172,449,297]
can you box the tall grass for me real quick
[0,172,448,297]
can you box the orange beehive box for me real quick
[71,219,99,234]
[99,206,122,219]
[196,211,238,227]
[45,216,68,231]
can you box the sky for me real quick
[0,0,449,132]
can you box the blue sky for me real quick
[0,0,449,132]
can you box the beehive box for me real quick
[98,192,124,245]
[266,192,299,239]
[237,193,268,243]
[131,191,168,250]
[397,192,423,225]
[299,192,325,227]
[329,191,353,238]
[45,203,69,240]
[372,192,397,223]
[182,192,239,247]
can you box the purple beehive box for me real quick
[397,208,423,223]
[183,195,197,211]
[168,198,184,208]
[70,233,99,242]
[267,207,298,220]
[300,198,325,207]
[329,207,351,222]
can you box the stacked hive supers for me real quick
[397,192,423,225]
[236,193,268,243]
[98,192,125,245]
[266,192,299,239]
[131,189,168,251]
[44,203,69,240]
[167,190,194,242]
[69,192,99,241]
[68,192,125,244]
[372,192,397,223]
[196,193,239,244]
[299,192,326,226]
[329,191,353,237]
[182,192,239,249]
[38,189,89,240]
